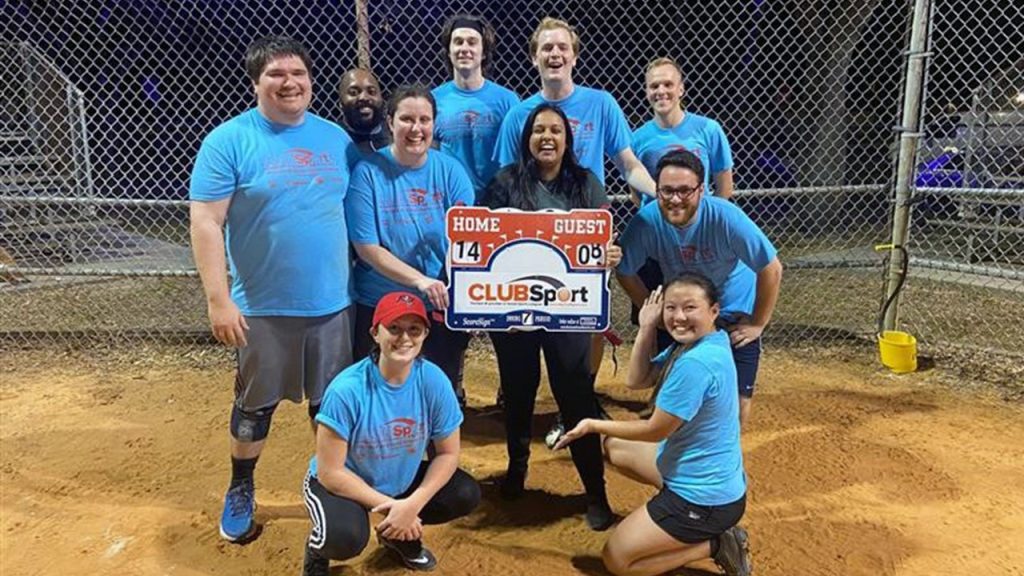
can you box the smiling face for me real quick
[533,27,577,85]
[388,96,434,163]
[662,282,719,346]
[657,165,704,227]
[449,27,484,75]
[646,64,684,116]
[372,314,428,365]
[528,109,568,172]
[339,69,383,132]
[253,55,311,125]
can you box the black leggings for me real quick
[303,463,480,561]
[354,304,471,401]
[489,330,606,500]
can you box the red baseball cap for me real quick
[372,291,429,329]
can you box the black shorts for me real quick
[646,488,746,544]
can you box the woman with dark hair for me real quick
[345,84,476,404]
[301,291,480,575]
[480,102,622,530]
[555,273,752,576]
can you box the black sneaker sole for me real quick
[379,537,437,572]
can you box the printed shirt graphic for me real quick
[433,80,520,198]
[345,148,475,308]
[618,196,777,322]
[492,85,632,184]
[309,357,463,496]
[652,330,746,506]
[631,113,733,205]
[189,109,359,316]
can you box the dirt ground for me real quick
[2,343,1023,576]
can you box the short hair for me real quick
[645,57,684,83]
[386,84,437,119]
[655,149,705,184]
[528,17,580,56]
[665,272,720,307]
[439,14,497,76]
[244,36,312,83]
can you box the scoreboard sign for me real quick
[445,206,612,332]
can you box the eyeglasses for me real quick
[657,185,701,200]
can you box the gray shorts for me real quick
[234,307,354,411]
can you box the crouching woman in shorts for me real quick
[556,273,752,576]
[301,291,480,575]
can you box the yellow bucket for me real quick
[878,331,918,373]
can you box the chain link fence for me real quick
[2,1,1022,370]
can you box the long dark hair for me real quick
[506,103,592,211]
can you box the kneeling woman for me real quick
[556,274,752,576]
[302,292,480,575]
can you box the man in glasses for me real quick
[616,149,782,427]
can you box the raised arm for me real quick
[625,285,664,390]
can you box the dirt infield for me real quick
[2,344,1022,576]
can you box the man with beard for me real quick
[616,149,782,428]
[337,68,390,155]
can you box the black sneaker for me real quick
[379,536,437,571]
[499,468,526,501]
[302,546,329,576]
[714,525,752,576]
[586,498,615,531]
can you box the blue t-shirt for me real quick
[345,148,475,308]
[492,85,632,184]
[189,109,359,316]
[619,196,777,322]
[632,113,733,205]
[432,80,520,198]
[310,357,463,497]
[652,330,745,505]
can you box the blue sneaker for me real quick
[219,481,255,541]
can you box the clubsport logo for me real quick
[467,275,590,306]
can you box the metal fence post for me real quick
[884,0,934,332]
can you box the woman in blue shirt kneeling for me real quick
[301,291,480,575]
[556,273,752,576]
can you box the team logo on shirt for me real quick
[265,148,337,173]
[437,110,500,138]
[350,417,427,461]
[679,245,716,263]
[407,188,445,206]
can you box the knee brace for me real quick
[230,403,277,442]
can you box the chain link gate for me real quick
[2,1,1022,368]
